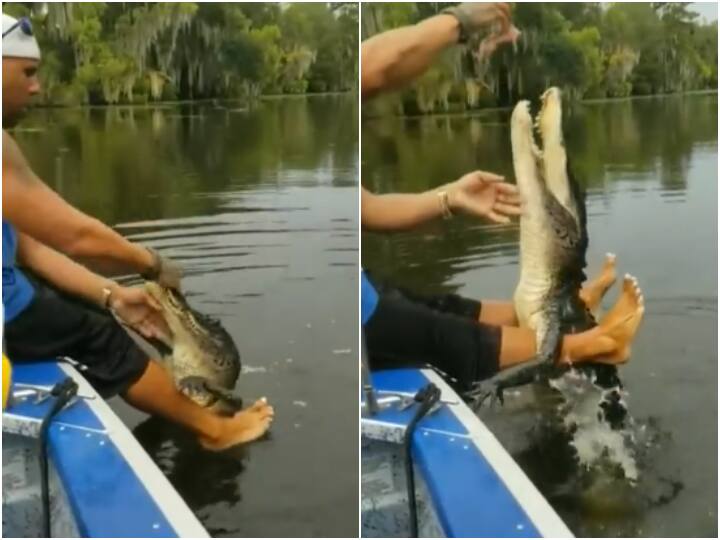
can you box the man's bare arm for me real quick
[2,130,154,277]
[16,231,123,308]
[17,232,169,339]
[361,3,517,99]
[361,187,447,231]
[361,14,460,100]
[362,171,521,231]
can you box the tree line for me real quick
[362,2,717,114]
[4,2,358,105]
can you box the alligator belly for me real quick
[513,276,551,330]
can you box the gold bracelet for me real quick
[101,286,113,310]
[437,190,453,220]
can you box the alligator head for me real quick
[144,282,241,393]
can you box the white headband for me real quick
[2,14,41,60]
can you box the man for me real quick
[2,13,273,450]
[361,3,645,389]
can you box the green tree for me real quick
[362,2,717,115]
[4,1,357,104]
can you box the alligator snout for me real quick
[512,100,532,124]
[540,86,561,104]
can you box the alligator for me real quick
[145,282,243,414]
[467,88,632,419]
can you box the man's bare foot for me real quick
[200,398,274,451]
[580,253,618,311]
[594,274,645,364]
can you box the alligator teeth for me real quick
[531,143,543,159]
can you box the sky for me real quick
[689,2,718,23]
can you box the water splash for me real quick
[549,368,638,481]
[241,365,268,374]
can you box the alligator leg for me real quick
[204,382,244,414]
[177,376,244,413]
[466,311,562,410]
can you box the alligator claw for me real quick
[465,381,505,411]
[178,376,244,413]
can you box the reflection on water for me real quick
[15,95,359,538]
[362,93,717,538]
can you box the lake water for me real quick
[362,93,717,537]
[15,95,359,537]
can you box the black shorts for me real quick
[364,274,501,389]
[4,273,149,398]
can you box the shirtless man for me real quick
[2,13,273,450]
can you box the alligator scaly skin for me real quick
[145,282,243,413]
[469,89,621,411]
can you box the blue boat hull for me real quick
[2,360,209,538]
[361,368,573,538]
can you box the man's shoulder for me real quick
[2,129,24,168]
[3,129,17,153]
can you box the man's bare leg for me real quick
[479,253,619,326]
[477,300,519,326]
[578,253,617,312]
[496,275,644,369]
[570,274,644,363]
[122,360,274,451]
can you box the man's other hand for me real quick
[447,170,522,224]
[110,286,170,341]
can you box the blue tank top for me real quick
[361,270,379,325]
[3,220,34,322]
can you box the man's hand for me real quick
[443,3,521,59]
[446,171,522,224]
[143,247,183,289]
[110,286,170,341]
[157,255,183,289]
[446,2,512,33]
[477,23,521,60]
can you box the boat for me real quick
[361,365,574,538]
[2,359,209,538]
